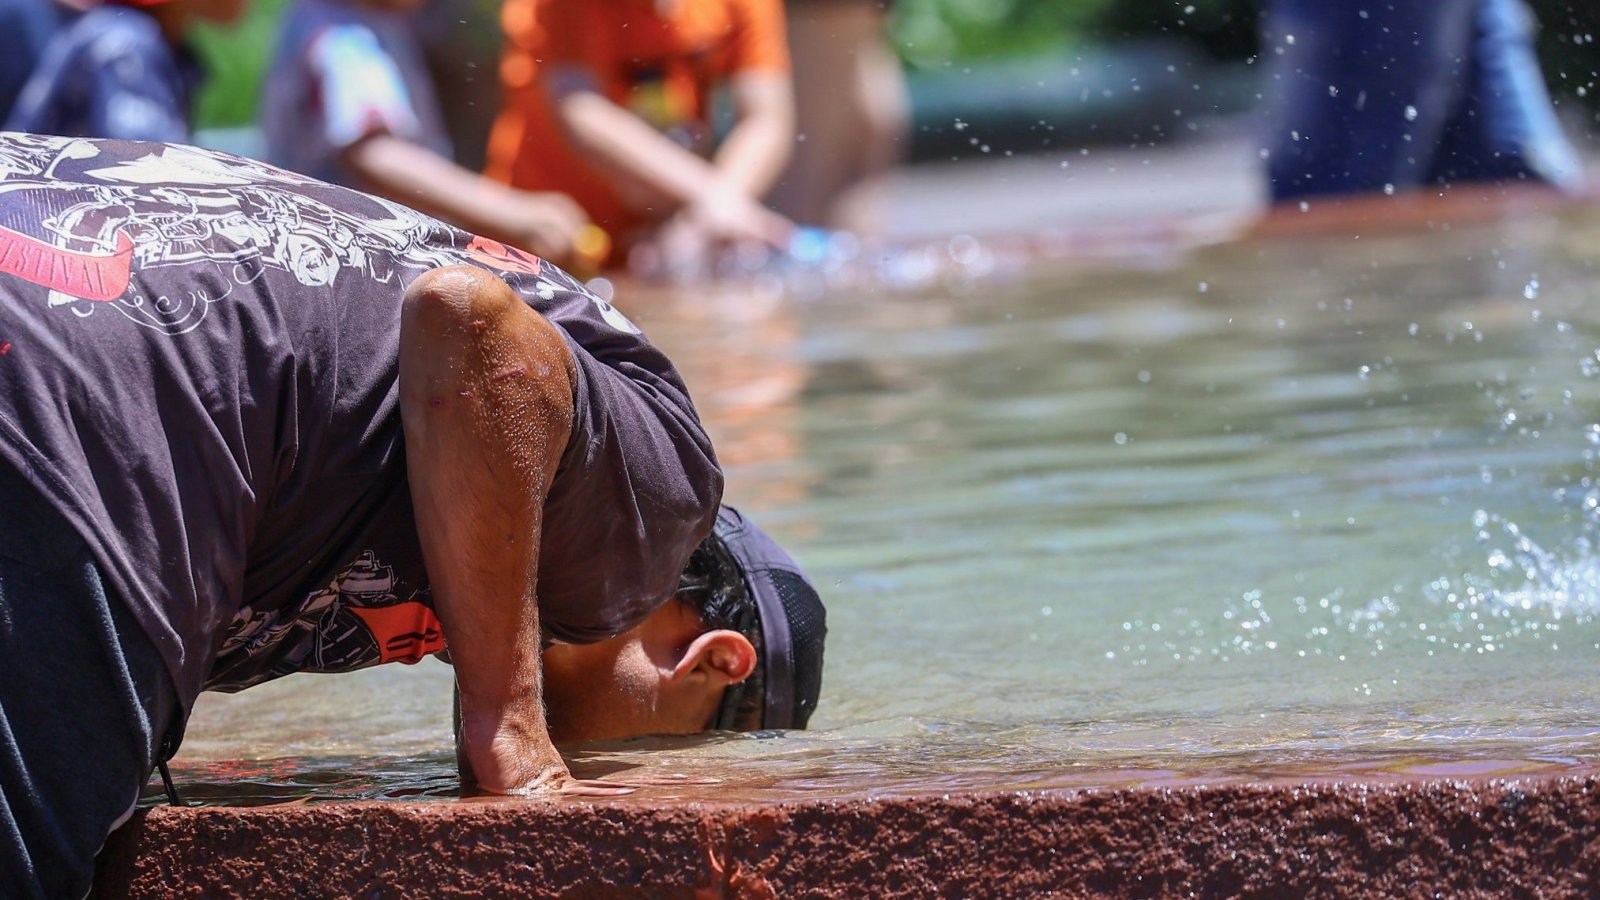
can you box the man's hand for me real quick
[398,265,576,796]
[451,686,633,796]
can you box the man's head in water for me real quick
[540,506,827,743]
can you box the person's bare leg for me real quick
[773,2,908,229]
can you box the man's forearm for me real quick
[397,265,577,793]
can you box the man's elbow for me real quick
[398,267,577,400]
[400,266,513,344]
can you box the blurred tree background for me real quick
[890,0,1257,68]
[190,0,1597,131]
[189,0,289,128]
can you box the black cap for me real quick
[711,506,827,730]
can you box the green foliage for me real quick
[1526,0,1600,111]
[887,0,1261,68]
[889,0,1114,68]
[1092,0,1259,60]
[188,0,291,129]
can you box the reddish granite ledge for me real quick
[94,775,1600,898]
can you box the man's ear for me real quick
[671,629,757,685]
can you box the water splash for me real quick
[1467,508,1600,619]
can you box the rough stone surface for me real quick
[93,774,1600,898]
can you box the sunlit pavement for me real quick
[862,122,1600,246]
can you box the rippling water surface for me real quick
[173,206,1600,804]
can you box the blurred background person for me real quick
[768,0,908,231]
[261,0,591,267]
[0,0,91,124]
[484,0,796,275]
[5,0,248,141]
[1260,0,1584,205]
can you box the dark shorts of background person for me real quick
[0,462,180,900]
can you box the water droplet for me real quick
[1524,278,1540,300]
[1407,322,1419,336]
[1113,432,1129,445]
[1404,104,1418,121]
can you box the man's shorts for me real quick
[0,462,180,900]
[538,329,724,644]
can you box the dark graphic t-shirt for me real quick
[0,134,720,705]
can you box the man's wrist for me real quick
[456,707,563,793]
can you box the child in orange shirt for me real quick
[486,0,795,272]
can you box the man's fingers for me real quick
[612,772,724,787]
[553,778,638,797]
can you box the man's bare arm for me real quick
[397,265,577,794]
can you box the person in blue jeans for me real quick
[1261,0,1583,203]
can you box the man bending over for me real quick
[0,132,824,899]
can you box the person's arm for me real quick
[546,66,791,245]
[706,70,794,200]
[301,24,587,263]
[344,134,588,264]
[398,265,600,794]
